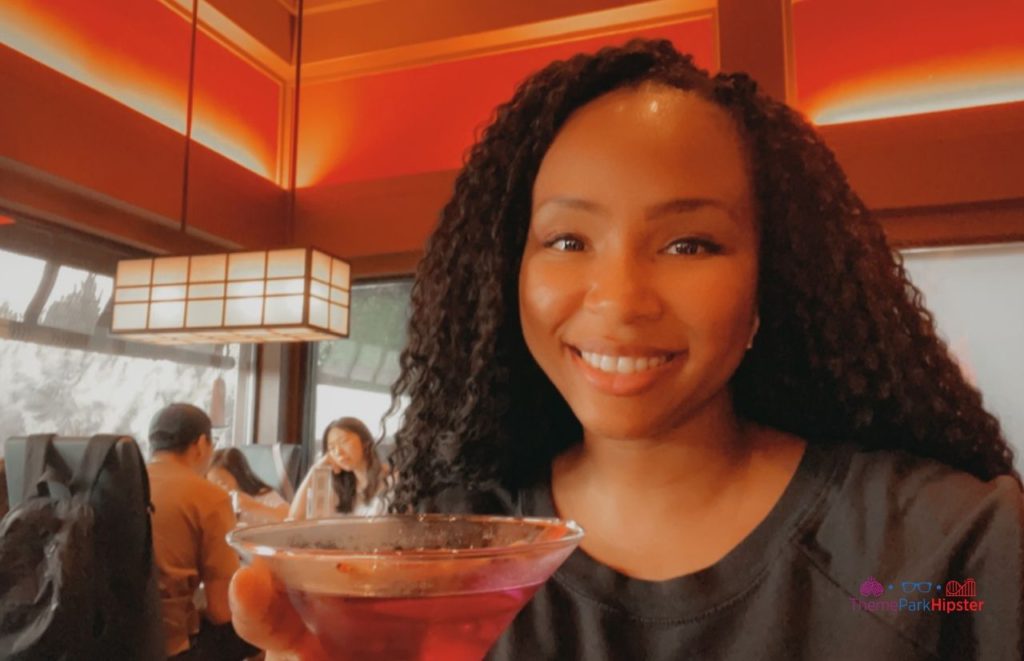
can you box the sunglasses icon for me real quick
[901,582,934,593]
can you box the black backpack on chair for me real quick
[0,434,165,660]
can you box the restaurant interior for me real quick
[0,0,1022,658]
[2,0,1022,473]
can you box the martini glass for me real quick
[228,514,583,660]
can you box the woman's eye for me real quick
[664,238,720,256]
[545,235,585,252]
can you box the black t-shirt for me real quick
[434,441,1024,660]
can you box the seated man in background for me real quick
[147,403,256,660]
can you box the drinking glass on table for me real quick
[306,464,335,519]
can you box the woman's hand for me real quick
[318,450,350,475]
[229,563,327,661]
[235,492,290,524]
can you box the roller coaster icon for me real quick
[944,578,977,598]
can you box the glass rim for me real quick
[228,513,585,561]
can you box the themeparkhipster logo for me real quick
[850,577,984,614]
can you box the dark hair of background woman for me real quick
[322,417,385,513]
[210,448,274,496]
[385,38,1019,511]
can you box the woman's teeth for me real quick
[578,350,672,374]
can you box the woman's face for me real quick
[519,84,759,441]
[326,427,365,470]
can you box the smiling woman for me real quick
[230,39,1023,661]
[521,86,759,432]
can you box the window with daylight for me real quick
[311,279,412,455]
[0,216,256,456]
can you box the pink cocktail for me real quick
[228,514,583,660]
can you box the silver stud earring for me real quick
[746,313,760,350]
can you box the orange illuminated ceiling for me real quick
[0,0,286,182]
[293,0,717,186]
[300,0,715,79]
[0,0,708,187]
[3,0,1022,192]
[793,0,1024,123]
[297,16,717,187]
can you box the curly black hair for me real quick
[385,38,1019,510]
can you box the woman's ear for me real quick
[746,313,760,350]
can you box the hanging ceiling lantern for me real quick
[110,247,350,344]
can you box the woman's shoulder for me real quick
[805,442,1023,595]
[836,444,1022,530]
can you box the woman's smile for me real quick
[566,343,686,396]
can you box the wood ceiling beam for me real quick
[717,0,793,103]
[302,0,715,81]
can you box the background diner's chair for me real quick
[0,458,7,519]
[2,434,164,659]
[238,443,302,501]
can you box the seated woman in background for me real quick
[289,417,389,519]
[207,448,289,524]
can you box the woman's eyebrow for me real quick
[533,196,609,216]
[532,196,737,222]
[644,197,732,220]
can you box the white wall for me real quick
[902,243,1024,465]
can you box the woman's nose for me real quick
[582,250,662,323]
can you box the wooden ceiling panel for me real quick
[205,0,295,63]
[301,0,713,65]
[793,0,1024,123]
[296,16,716,186]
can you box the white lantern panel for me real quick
[225,297,263,326]
[266,278,305,295]
[149,301,186,329]
[190,254,227,282]
[309,297,328,328]
[330,259,350,288]
[310,280,329,300]
[116,259,153,287]
[330,287,350,305]
[186,299,224,327]
[188,283,225,299]
[311,251,331,283]
[113,249,351,343]
[264,295,304,325]
[228,252,266,280]
[267,249,307,278]
[329,304,349,334]
[151,284,187,301]
[152,257,189,285]
[115,286,149,303]
[227,280,265,297]
[112,303,148,330]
